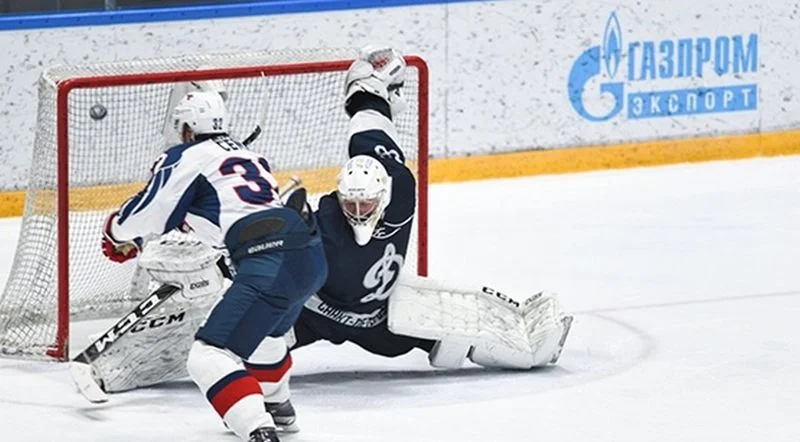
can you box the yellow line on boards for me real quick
[1,129,800,218]
[429,129,800,183]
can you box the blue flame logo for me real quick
[567,11,625,122]
[602,12,622,79]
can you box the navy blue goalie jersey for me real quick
[308,95,416,322]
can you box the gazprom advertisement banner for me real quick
[444,2,778,155]
[568,12,759,122]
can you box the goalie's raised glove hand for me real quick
[344,45,407,118]
[101,211,141,263]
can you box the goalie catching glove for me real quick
[344,45,407,119]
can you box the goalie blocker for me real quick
[75,240,572,402]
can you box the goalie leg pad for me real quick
[523,293,574,365]
[389,274,573,370]
[89,281,225,393]
[187,340,273,440]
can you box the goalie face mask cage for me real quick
[0,49,428,361]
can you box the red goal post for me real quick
[0,49,428,361]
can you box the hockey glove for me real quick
[344,45,407,118]
[101,211,141,263]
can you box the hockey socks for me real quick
[207,370,263,418]
[244,352,293,401]
[187,341,274,441]
[245,338,293,404]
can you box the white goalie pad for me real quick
[388,273,573,369]
[87,239,230,393]
[89,284,226,393]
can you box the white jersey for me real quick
[110,135,281,248]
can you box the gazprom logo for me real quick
[602,12,622,79]
[568,12,758,122]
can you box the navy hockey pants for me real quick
[196,209,327,360]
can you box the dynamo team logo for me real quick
[568,12,759,122]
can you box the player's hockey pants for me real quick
[196,208,328,359]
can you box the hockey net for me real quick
[0,49,428,361]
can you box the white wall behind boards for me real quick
[0,0,798,189]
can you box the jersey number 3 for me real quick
[219,157,277,204]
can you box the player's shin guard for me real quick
[186,340,274,440]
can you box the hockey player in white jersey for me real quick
[101,90,327,442]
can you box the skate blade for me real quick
[549,315,574,364]
[276,421,300,433]
[224,419,300,434]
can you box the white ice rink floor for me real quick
[1,156,799,441]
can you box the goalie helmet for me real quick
[336,155,392,246]
[172,90,228,140]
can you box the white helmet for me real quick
[163,78,228,146]
[337,155,392,246]
[172,90,228,140]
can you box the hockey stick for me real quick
[69,283,181,403]
[242,72,269,147]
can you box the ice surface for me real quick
[1,156,799,441]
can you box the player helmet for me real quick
[336,155,392,246]
[172,90,228,140]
